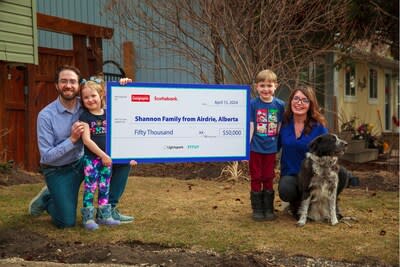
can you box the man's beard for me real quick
[59,89,78,101]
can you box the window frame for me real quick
[384,71,392,131]
[344,64,357,102]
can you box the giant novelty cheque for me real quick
[106,82,250,163]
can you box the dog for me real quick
[296,133,348,227]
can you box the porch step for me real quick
[342,148,379,163]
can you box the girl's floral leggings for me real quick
[82,155,112,207]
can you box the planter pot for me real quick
[346,139,367,152]
[342,148,379,163]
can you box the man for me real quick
[29,65,134,228]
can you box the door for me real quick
[384,72,392,131]
[25,48,75,171]
[3,65,27,167]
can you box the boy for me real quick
[249,69,285,221]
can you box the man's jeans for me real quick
[43,159,84,228]
[42,160,131,228]
[109,164,132,208]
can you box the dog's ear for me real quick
[309,135,322,153]
[309,134,337,156]
[323,134,338,155]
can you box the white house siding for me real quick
[36,0,204,83]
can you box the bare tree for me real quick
[105,0,374,91]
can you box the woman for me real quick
[278,85,349,218]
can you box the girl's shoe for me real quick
[81,206,99,231]
[97,204,120,226]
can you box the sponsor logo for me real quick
[164,145,184,150]
[154,96,178,101]
[131,94,150,102]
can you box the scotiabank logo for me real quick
[131,94,150,102]
[154,96,178,101]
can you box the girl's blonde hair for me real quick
[80,77,106,109]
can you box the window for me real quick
[369,68,378,99]
[344,64,356,97]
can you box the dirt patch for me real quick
[133,157,399,192]
[339,157,399,192]
[0,228,381,267]
[1,155,397,192]
[0,157,398,266]
[0,168,43,186]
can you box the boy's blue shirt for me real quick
[279,119,328,176]
[250,97,285,154]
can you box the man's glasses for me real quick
[58,79,78,85]
[292,96,310,104]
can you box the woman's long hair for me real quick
[283,85,327,135]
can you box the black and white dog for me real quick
[297,133,348,227]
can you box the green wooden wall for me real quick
[0,0,38,64]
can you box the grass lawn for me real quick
[0,176,398,265]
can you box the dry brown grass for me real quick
[0,176,398,265]
[219,161,247,182]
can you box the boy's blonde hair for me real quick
[255,69,277,83]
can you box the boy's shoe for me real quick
[111,207,134,224]
[250,191,265,221]
[28,186,50,216]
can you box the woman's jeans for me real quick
[278,167,350,203]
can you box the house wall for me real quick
[0,0,38,64]
[336,60,399,136]
[36,0,204,83]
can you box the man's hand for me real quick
[70,121,84,143]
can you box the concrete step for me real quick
[342,148,379,163]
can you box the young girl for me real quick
[79,76,120,230]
